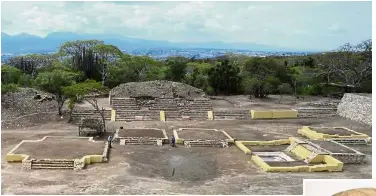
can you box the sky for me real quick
[0,1,372,51]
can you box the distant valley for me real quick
[1,32,312,56]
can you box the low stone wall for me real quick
[112,97,213,111]
[184,140,229,148]
[295,107,337,118]
[337,93,372,126]
[71,110,111,123]
[213,109,250,120]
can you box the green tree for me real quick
[59,40,103,80]
[35,70,82,115]
[7,54,58,77]
[63,80,109,128]
[93,44,123,86]
[242,57,278,98]
[1,84,19,95]
[165,57,189,82]
[277,83,293,103]
[1,65,22,84]
[209,59,241,95]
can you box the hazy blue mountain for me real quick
[1,32,299,54]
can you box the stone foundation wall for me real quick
[71,110,111,123]
[112,98,212,111]
[295,107,337,118]
[184,140,229,148]
[337,93,372,126]
[331,153,366,164]
[213,109,250,120]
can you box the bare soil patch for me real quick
[177,129,228,140]
[310,141,356,153]
[12,137,105,159]
[311,127,355,136]
[116,145,249,184]
[211,100,234,108]
[265,161,318,167]
[118,128,165,138]
[246,145,290,152]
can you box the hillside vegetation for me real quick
[1,39,372,116]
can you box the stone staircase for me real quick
[303,152,318,163]
[286,142,299,152]
[112,98,140,110]
[119,137,163,145]
[295,108,337,118]
[165,111,183,120]
[116,110,160,121]
[70,110,111,124]
[184,140,229,148]
[213,109,250,120]
[150,99,179,111]
[330,138,370,145]
[181,111,208,120]
[30,159,75,170]
[188,99,213,111]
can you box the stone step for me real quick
[32,163,74,167]
[32,160,74,163]
[184,140,228,148]
[31,166,74,169]
[113,105,139,107]
[116,118,156,121]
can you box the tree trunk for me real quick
[100,107,106,133]
[57,96,63,116]
[95,104,106,133]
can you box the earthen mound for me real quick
[333,188,376,196]
[1,88,60,128]
[110,80,206,100]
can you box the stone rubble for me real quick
[337,93,372,126]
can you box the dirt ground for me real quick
[118,128,165,138]
[1,116,372,195]
[177,129,229,140]
[12,137,105,159]
[311,127,357,136]
[309,141,357,154]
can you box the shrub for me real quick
[1,84,19,94]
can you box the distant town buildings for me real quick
[1,48,310,63]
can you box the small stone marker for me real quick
[120,139,126,145]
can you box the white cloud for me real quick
[1,1,372,50]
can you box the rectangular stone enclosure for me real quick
[10,137,106,160]
[297,126,371,145]
[6,136,109,170]
[173,128,234,147]
[307,140,366,164]
[113,128,168,145]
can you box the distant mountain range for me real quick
[1,32,303,54]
